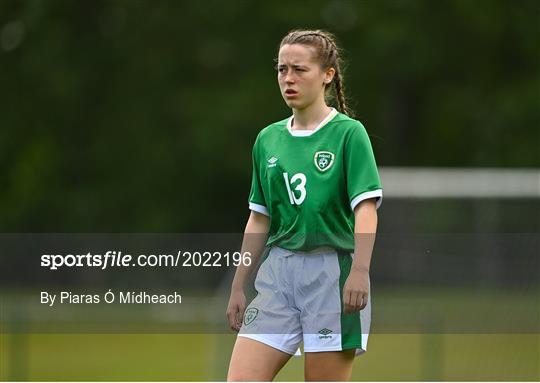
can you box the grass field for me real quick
[1,333,538,380]
[1,287,538,380]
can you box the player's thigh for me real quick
[304,349,356,381]
[227,336,293,382]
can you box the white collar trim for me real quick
[286,108,338,137]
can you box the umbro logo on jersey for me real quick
[267,156,278,168]
[318,328,333,339]
[314,151,335,172]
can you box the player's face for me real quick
[277,44,334,110]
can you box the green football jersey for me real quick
[248,108,382,252]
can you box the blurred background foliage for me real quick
[0,2,538,380]
[0,0,538,232]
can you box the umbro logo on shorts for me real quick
[318,328,333,339]
[244,307,259,325]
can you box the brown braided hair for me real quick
[278,29,354,117]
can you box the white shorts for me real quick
[238,246,371,357]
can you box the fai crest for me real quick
[243,307,259,325]
[314,151,335,172]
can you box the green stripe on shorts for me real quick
[338,251,362,350]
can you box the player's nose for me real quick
[284,73,295,84]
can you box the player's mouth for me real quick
[284,89,298,98]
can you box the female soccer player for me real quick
[226,29,382,381]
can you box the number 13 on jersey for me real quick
[283,172,307,205]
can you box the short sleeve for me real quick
[248,134,269,216]
[345,122,383,211]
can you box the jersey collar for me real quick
[286,107,338,137]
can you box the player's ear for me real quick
[323,67,335,84]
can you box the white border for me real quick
[287,108,338,137]
[248,202,269,216]
[350,189,383,211]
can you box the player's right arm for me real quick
[226,210,269,331]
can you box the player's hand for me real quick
[226,288,246,332]
[342,268,369,314]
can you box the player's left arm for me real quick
[342,198,377,314]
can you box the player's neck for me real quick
[291,103,332,131]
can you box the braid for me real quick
[279,29,355,117]
[334,70,350,117]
